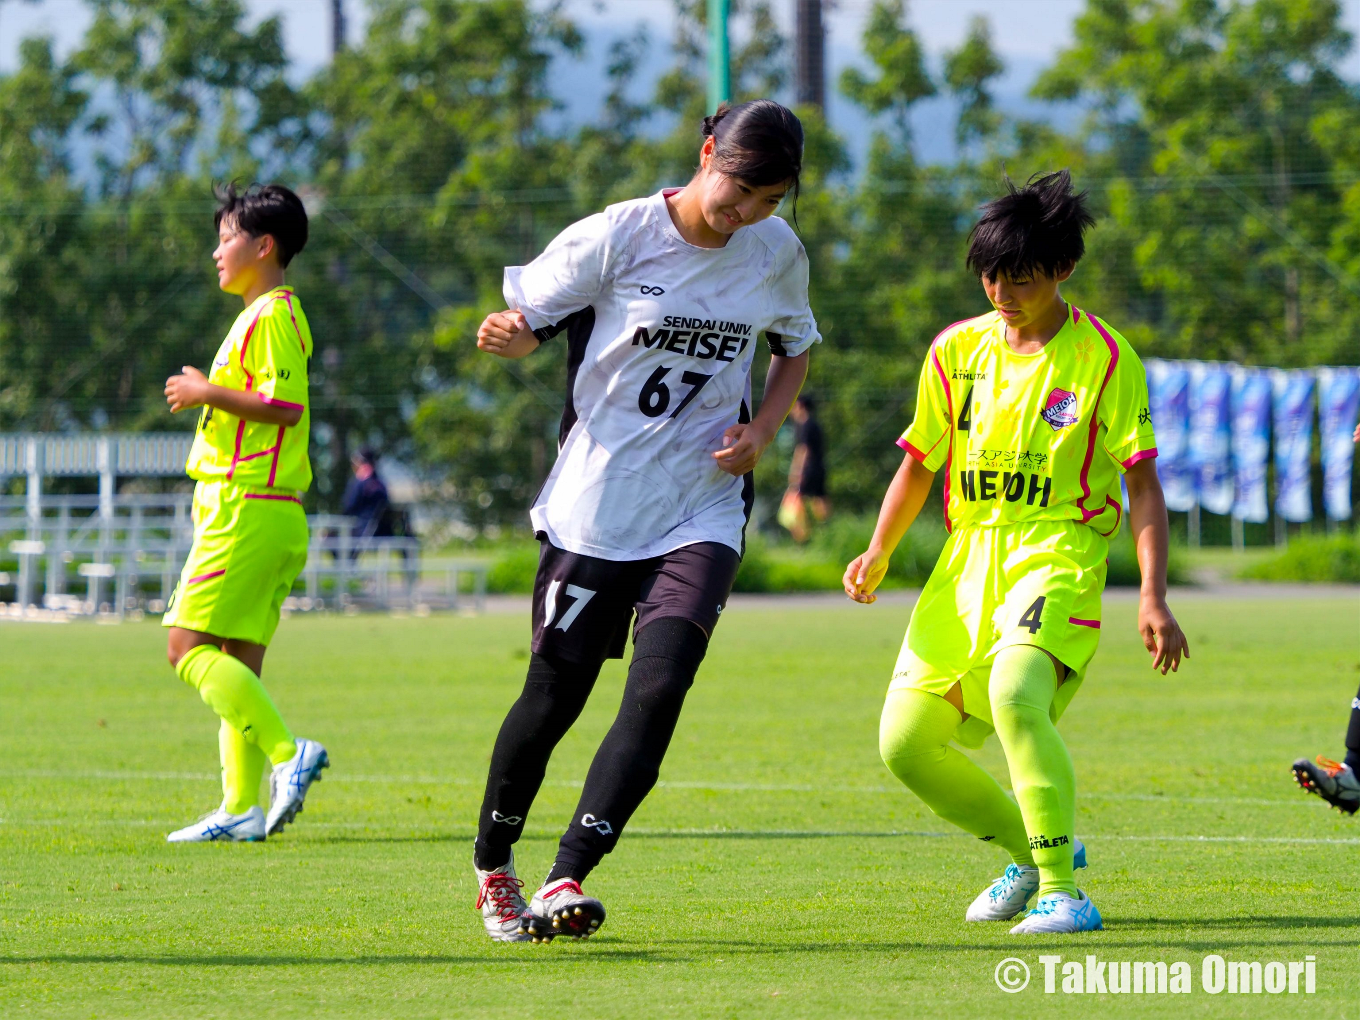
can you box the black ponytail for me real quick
[702,99,804,209]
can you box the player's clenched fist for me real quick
[165,365,210,413]
[477,310,538,359]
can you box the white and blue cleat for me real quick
[167,804,266,842]
[266,737,330,836]
[1009,890,1104,934]
[965,839,1086,922]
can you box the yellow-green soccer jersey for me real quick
[898,305,1156,537]
[185,286,312,492]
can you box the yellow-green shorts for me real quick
[890,519,1107,747]
[162,480,309,646]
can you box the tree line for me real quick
[1,0,1357,526]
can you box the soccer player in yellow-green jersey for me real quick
[844,171,1189,934]
[159,183,329,844]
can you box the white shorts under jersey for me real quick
[504,188,820,561]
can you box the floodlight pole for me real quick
[707,0,731,114]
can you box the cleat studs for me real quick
[574,907,583,915]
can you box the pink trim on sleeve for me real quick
[1068,616,1101,630]
[897,438,927,460]
[1122,447,1158,469]
[259,395,305,411]
[187,568,226,586]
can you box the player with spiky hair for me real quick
[845,170,1190,934]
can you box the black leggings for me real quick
[474,617,709,881]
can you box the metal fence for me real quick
[0,433,487,620]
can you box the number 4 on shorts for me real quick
[543,580,597,632]
[1018,596,1045,634]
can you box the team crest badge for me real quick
[1041,388,1079,430]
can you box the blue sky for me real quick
[4,0,1359,168]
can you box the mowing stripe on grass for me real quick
[0,769,1311,807]
[2,818,1356,846]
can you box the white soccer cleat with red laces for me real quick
[475,852,531,942]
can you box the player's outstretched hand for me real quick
[1138,595,1190,675]
[477,311,536,358]
[165,366,209,413]
[712,423,771,477]
[843,548,889,604]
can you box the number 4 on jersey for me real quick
[1018,596,1045,634]
[543,580,597,632]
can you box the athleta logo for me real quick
[1042,388,1080,430]
[640,285,665,295]
[491,811,522,825]
[580,813,614,836]
[1029,833,1070,850]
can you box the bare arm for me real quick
[165,366,302,426]
[713,351,810,477]
[843,453,936,604]
[1124,458,1190,674]
[477,310,541,360]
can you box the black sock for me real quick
[473,652,602,872]
[1345,683,1360,772]
[548,618,710,883]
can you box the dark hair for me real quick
[214,181,309,267]
[702,100,804,207]
[965,170,1095,282]
[354,447,379,467]
[796,393,816,412]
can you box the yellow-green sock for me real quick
[177,644,296,766]
[219,718,269,815]
[880,688,1035,866]
[989,644,1078,899]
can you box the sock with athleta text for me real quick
[219,718,269,814]
[1345,683,1360,773]
[176,644,297,766]
[879,687,1035,868]
[989,644,1078,899]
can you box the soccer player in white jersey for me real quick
[469,100,819,942]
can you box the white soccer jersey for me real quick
[503,188,820,561]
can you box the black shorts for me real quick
[530,537,741,665]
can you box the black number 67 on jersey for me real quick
[638,366,713,419]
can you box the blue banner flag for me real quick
[1317,367,1360,521]
[1229,366,1271,524]
[1145,359,1195,512]
[1271,369,1316,523]
[1188,362,1233,515]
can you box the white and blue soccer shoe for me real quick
[167,804,266,843]
[266,737,330,835]
[1009,890,1103,934]
[966,839,1087,921]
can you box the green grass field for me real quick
[2,592,1359,1018]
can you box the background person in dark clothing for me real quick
[341,448,392,543]
[780,394,829,542]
